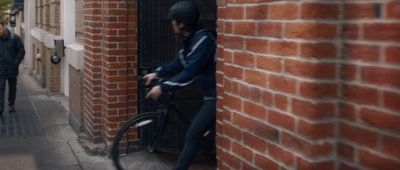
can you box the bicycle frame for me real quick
[145,91,202,153]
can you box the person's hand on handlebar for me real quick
[143,73,158,85]
[146,85,162,100]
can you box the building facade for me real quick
[21,0,400,169]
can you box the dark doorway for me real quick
[137,0,217,153]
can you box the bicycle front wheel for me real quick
[111,112,165,170]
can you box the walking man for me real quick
[0,21,25,117]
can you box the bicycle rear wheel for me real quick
[111,112,165,170]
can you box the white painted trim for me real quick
[30,28,62,49]
[65,43,84,70]
[30,28,42,42]
[61,0,76,45]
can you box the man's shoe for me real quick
[9,106,15,113]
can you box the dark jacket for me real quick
[156,28,217,99]
[0,29,25,77]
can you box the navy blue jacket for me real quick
[156,29,217,99]
[0,29,25,77]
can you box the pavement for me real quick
[0,67,216,170]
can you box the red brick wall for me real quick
[83,0,105,143]
[82,0,137,145]
[101,0,137,143]
[216,0,400,170]
[339,1,400,169]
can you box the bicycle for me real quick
[111,79,215,170]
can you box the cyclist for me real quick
[144,1,217,169]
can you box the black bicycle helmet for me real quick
[168,1,200,26]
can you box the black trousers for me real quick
[173,100,216,170]
[0,76,17,113]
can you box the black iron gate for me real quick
[137,0,217,153]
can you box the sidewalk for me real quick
[0,68,115,170]
[0,68,216,170]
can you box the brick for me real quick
[362,66,400,88]
[242,161,257,170]
[262,90,273,107]
[285,23,337,40]
[342,24,359,39]
[232,142,253,162]
[269,110,294,131]
[387,1,400,18]
[257,22,282,38]
[244,70,267,87]
[340,123,379,148]
[246,5,268,19]
[243,101,266,120]
[298,120,335,140]
[359,149,400,170]
[269,75,296,94]
[224,64,243,80]
[338,162,359,170]
[222,108,232,121]
[384,91,400,112]
[254,121,279,142]
[224,94,242,112]
[223,35,244,50]
[340,64,357,81]
[224,21,233,34]
[239,83,250,100]
[274,94,287,111]
[281,132,333,159]
[217,161,230,170]
[223,123,242,141]
[222,151,242,169]
[256,55,281,72]
[225,6,244,19]
[299,81,337,99]
[344,43,380,61]
[233,114,278,142]
[364,23,400,41]
[217,7,225,19]
[385,46,400,63]
[245,38,268,54]
[223,50,233,64]
[338,142,354,161]
[284,60,336,79]
[231,81,240,95]
[360,108,400,133]
[250,87,262,103]
[345,3,379,19]
[255,154,279,170]
[233,52,255,68]
[301,3,339,19]
[233,21,256,36]
[300,42,337,59]
[297,158,335,170]
[270,41,297,56]
[382,135,400,158]
[232,113,254,132]
[269,3,298,20]
[268,144,294,165]
[243,133,266,153]
[339,103,357,121]
[342,84,379,106]
[292,99,335,120]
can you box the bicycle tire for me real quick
[111,112,164,170]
